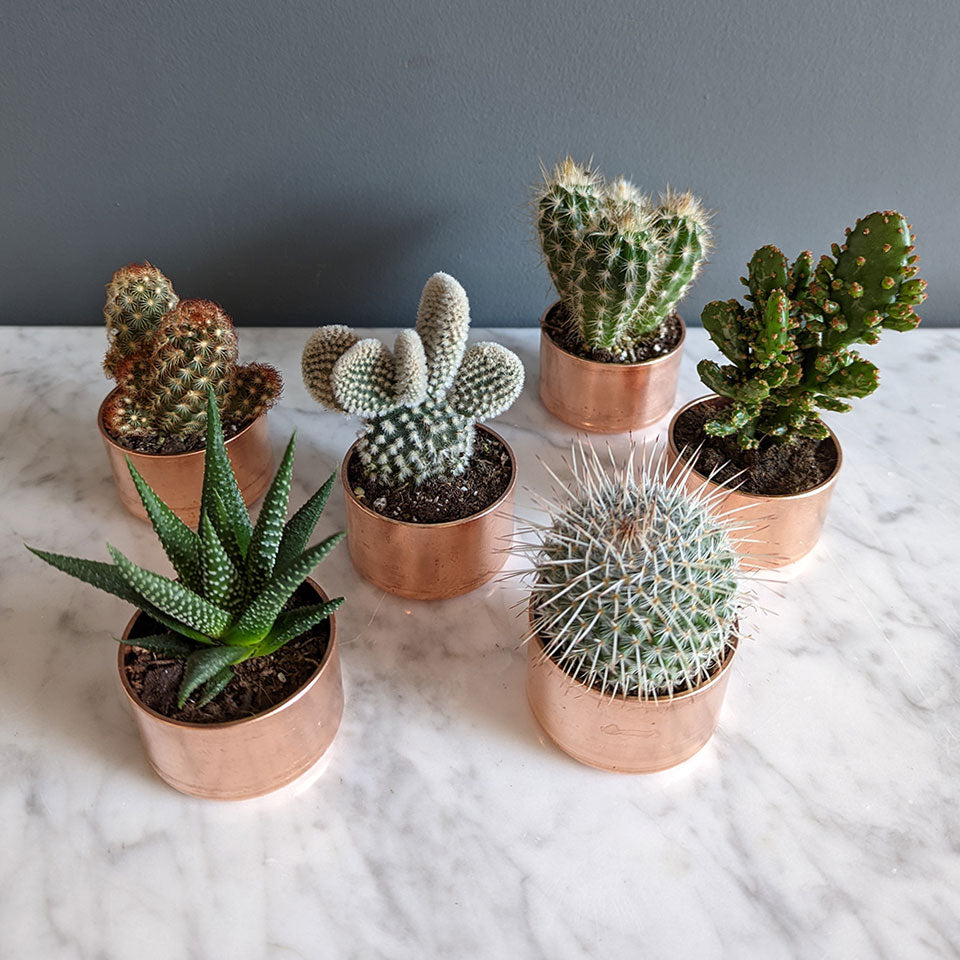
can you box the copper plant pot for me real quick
[341,425,516,600]
[538,301,685,433]
[117,578,344,800]
[666,395,843,570]
[98,388,274,527]
[526,629,738,773]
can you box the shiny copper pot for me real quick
[341,426,516,600]
[98,388,274,527]
[538,301,685,433]
[526,629,738,773]
[117,578,343,800]
[667,396,843,570]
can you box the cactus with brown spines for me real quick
[103,263,179,378]
[302,272,524,485]
[534,158,712,360]
[698,211,926,448]
[102,282,281,443]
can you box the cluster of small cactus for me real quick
[101,264,282,442]
[535,158,712,360]
[519,442,742,699]
[698,211,926,448]
[30,391,344,708]
[302,272,524,485]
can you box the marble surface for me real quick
[1,325,958,960]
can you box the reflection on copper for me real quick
[341,426,517,600]
[98,388,274,527]
[538,302,685,433]
[117,578,343,800]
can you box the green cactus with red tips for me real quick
[697,211,926,449]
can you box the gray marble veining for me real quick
[1,326,958,959]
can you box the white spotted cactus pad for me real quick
[302,272,524,485]
[535,158,712,360]
[28,390,344,709]
[517,442,743,699]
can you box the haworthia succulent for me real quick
[28,389,345,709]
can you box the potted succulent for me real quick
[518,441,745,773]
[28,390,345,800]
[99,263,282,525]
[668,210,926,568]
[533,158,711,432]
[302,272,524,600]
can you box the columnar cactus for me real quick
[302,272,524,485]
[519,442,742,698]
[103,263,180,377]
[103,293,282,442]
[535,158,712,360]
[698,211,926,448]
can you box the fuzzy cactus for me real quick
[103,293,281,443]
[698,211,926,448]
[103,263,179,378]
[518,442,742,699]
[535,158,711,360]
[302,272,524,485]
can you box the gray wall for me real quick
[2,0,957,328]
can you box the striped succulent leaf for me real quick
[27,389,345,710]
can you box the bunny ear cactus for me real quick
[302,272,524,485]
[103,262,179,378]
[535,158,711,361]
[103,294,282,442]
[518,441,742,699]
[28,390,344,709]
[698,211,925,448]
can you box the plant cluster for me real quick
[698,211,926,448]
[30,391,344,708]
[302,272,524,485]
[102,263,282,442]
[534,158,712,360]
[518,442,743,699]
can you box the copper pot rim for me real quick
[97,386,267,461]
[539,300,687,369]
[117,577,338,730]
[340,423,518,529]
[527,603,740,704]
[667,394,844,502]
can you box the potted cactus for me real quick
[302,272,524,600]
[533,158,711,432]
[28,391,345,800]
[519,441,744,773]
[98,263,282,525]
[668,210,926,568]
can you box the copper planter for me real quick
[98,388,274,527]
[341,426,516,600]
[538,301,685,433]
[117,578,343,800]
[526,630,738,773]
[667,395,843,569]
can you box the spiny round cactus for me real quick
[103,262,179,377]
[103,295,281,442]
[519,442,742,699]
[534,158,712,360]
[302,272,525,485]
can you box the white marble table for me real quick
[2,326,958,959]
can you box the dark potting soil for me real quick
[346,430,513,523]
[672,397,839,496]
[122,583,331,723]
[105,419,247,455]
[542,302,683,364]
